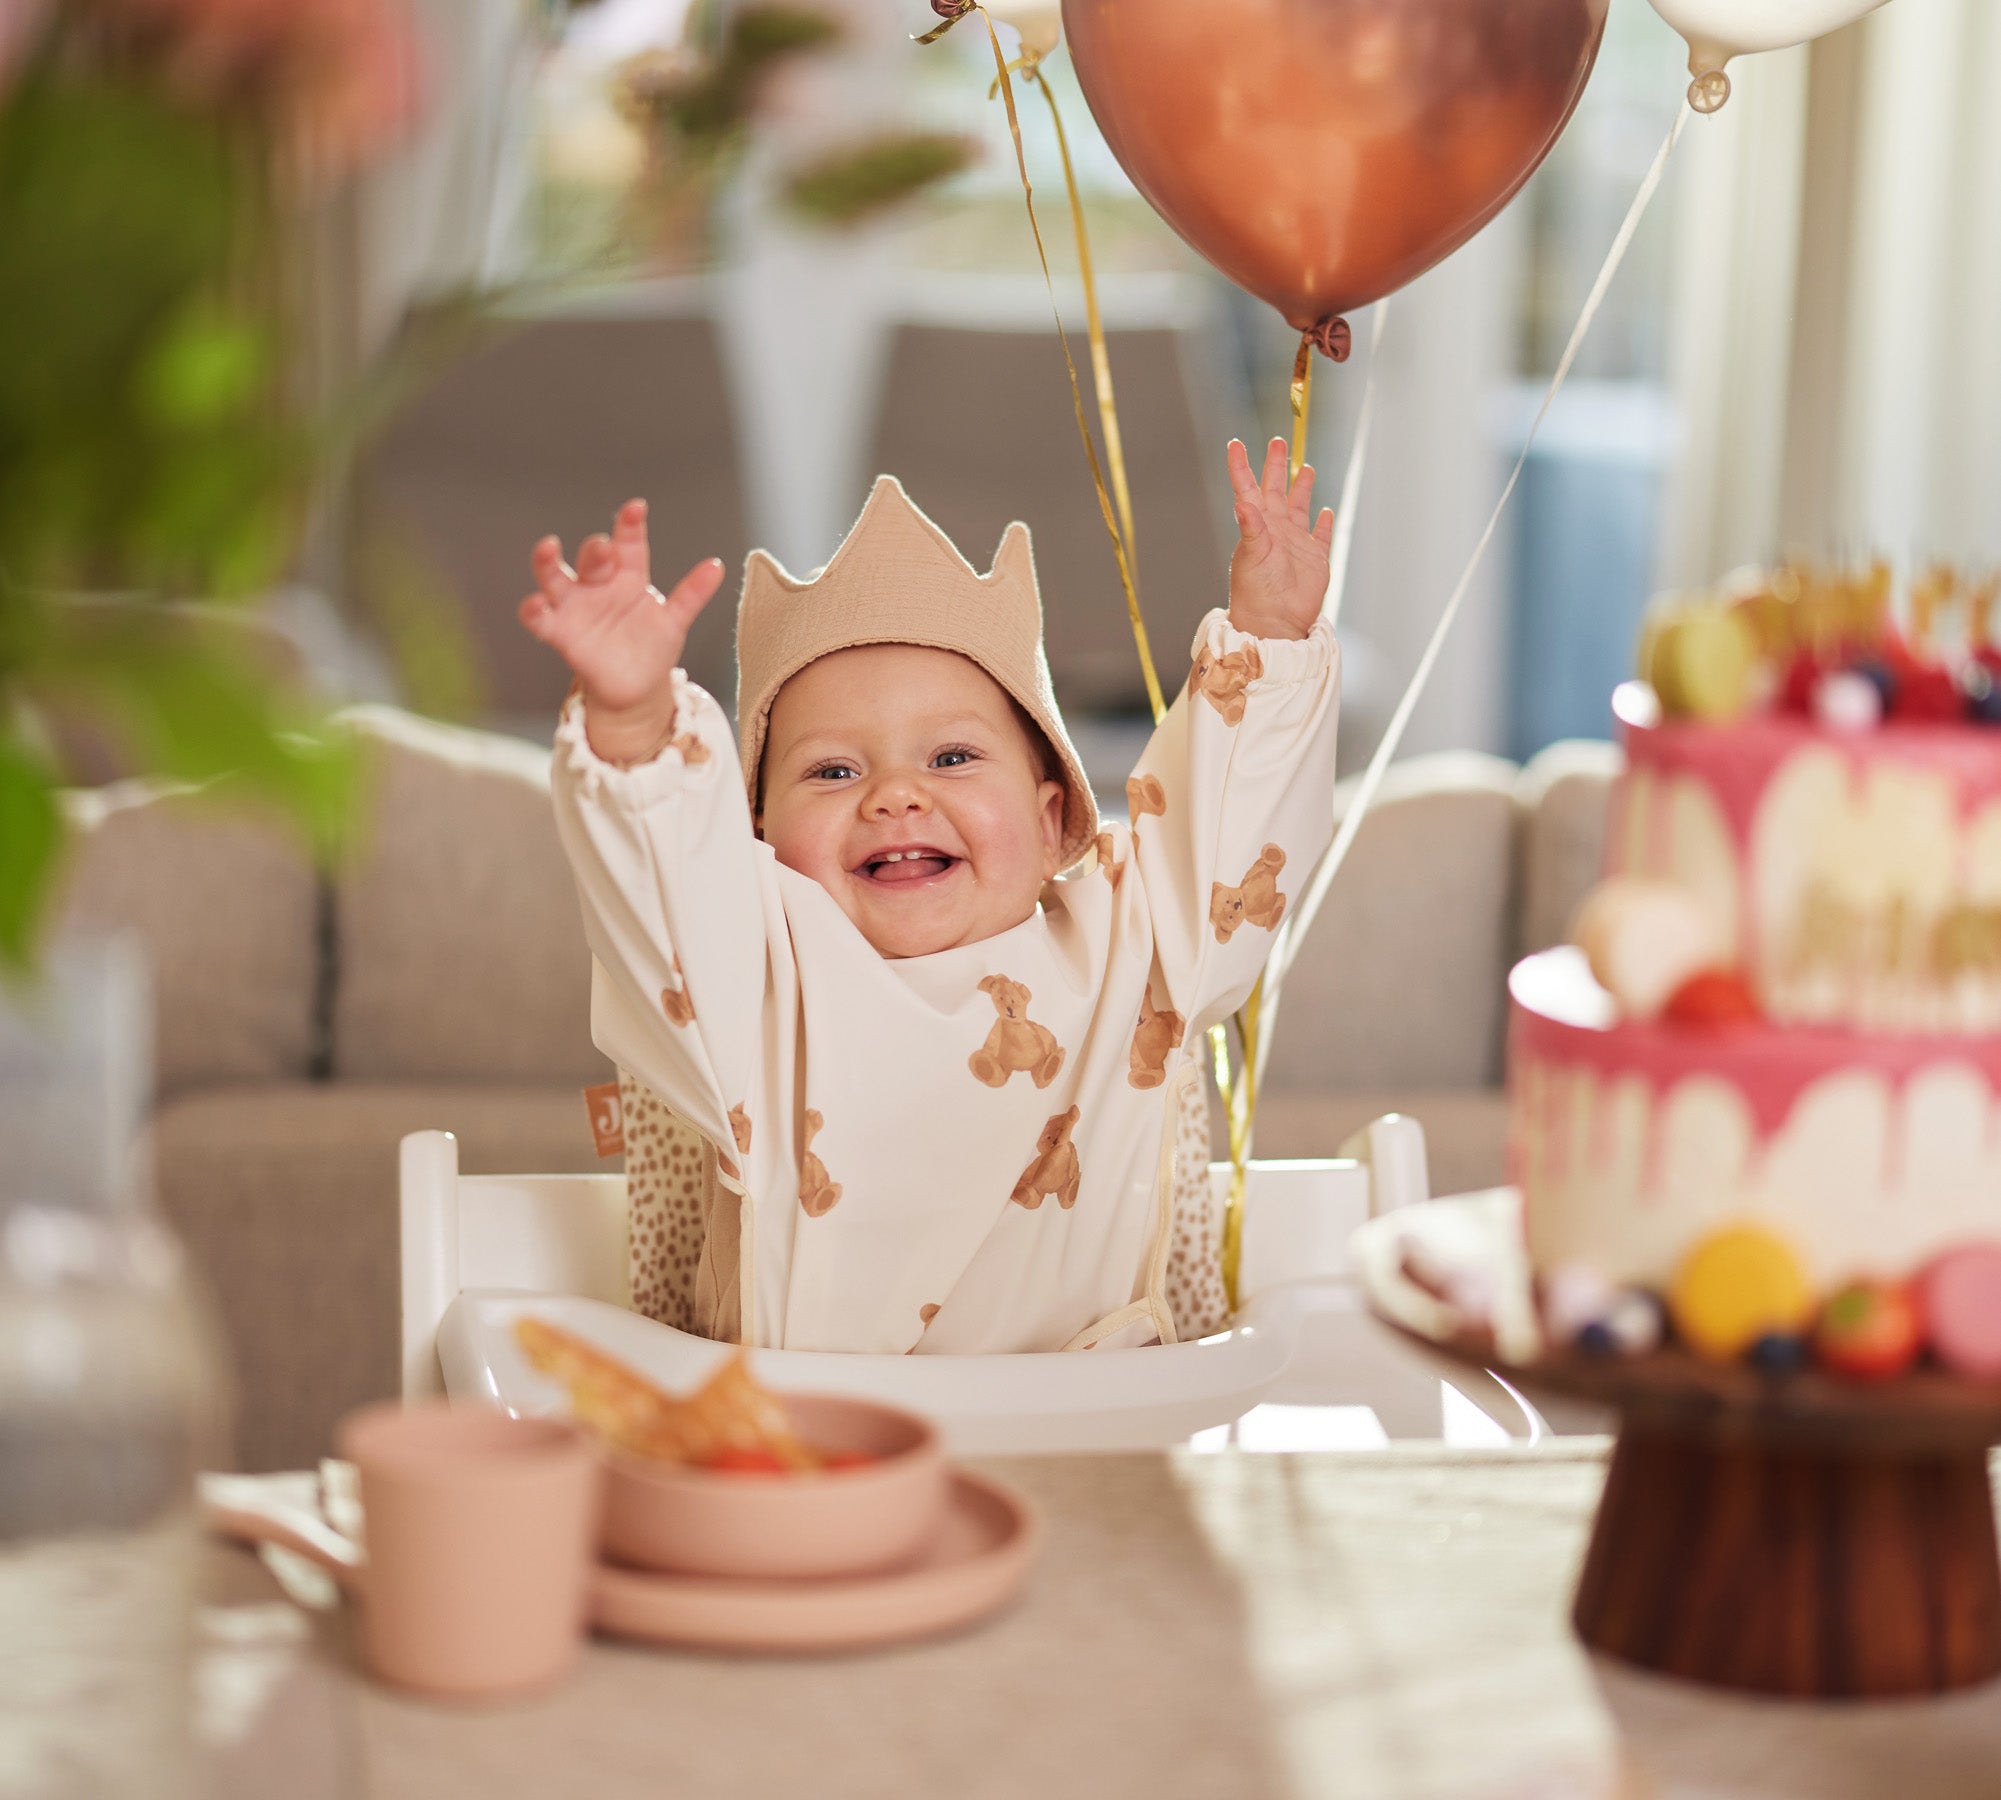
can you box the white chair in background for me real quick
[396,1114,1521,1456]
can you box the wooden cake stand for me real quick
[1359,1197,2001,1699]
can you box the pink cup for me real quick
[337,1402,604,1701]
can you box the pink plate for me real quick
[588,1470,1038,1654]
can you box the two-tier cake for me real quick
[1507,563,2001,1373]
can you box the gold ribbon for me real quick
[1288,336,1314,480]
[923,2,1317,1310]
[918,3,1165,722]
[1210,333,1318,1307]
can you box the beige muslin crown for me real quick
[735,474,1100,871]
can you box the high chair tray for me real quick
[440,1288,1323,1456]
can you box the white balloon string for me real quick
[1256,104,1691,1079]
[1322,299,1389,632]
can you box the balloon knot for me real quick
[1307,317,1353,363]
[931,0,972,15]
[1687,68,1731,114]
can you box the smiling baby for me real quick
[524,442,1340,1354]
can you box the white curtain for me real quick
[1655,45,1811,585]
[355,0,544,360]
[1661,0,2001,581]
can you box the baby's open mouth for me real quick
[856,846,960,885]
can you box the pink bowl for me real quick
[600,1393,947,1579]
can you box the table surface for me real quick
[199,1439,2001,1800]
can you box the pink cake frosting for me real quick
[1510,948,2001,1288]
[1607,687,2001,1034]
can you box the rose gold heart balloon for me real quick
[1061,0,1610,335]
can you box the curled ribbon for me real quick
[916,0,1165,722]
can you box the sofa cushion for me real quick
[1223,1087,1509,1199]
[154,1080,611,1471]
[1515,739,1618,958]
[57,784,320,1097]
[331,707,609,1084]
[1262,753,1522,1096]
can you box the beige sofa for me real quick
[55,707,1617,1470]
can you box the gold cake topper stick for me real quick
[1910,561,1955,650]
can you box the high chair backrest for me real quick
[400,1130,630,1399]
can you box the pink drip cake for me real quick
[1508,564,2001,1300]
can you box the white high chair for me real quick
[401,1115,1469,1455]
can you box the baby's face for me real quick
[759,645,1066,958]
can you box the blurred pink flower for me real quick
[1,0,51,93]
[99,0,424,170]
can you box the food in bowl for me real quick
[514,1319,949,1576]
[515,1319,867,1472]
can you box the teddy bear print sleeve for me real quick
[1124,606,1341,1035]
[549,671,774,1161]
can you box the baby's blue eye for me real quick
[933,747,977,769]
[810,762,857,781]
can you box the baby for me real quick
[524,440,1340,1354]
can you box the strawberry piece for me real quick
[1661,968,1761,1027]
[1815,1281,1920,1382]
[704,1446,791,1475]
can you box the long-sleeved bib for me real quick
[552,608,1339,1354]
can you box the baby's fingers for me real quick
[518,590,563,644]
[530,535,575,605]
[1225,437,1259,503]
[1260,437,1288,508]
[576,533,616,585]
[1289,461,1317,524]
[657,556,728,636]
[1314,507,1335,548]
[613,497,651,578]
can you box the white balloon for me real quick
[982,0,1061,59]
[1647,0,1893,109]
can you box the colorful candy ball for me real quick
[1748,1332,1810,1375]
[1848,656,1899,710]
[1603,1289,1665,1356]
[1812,669,1884,735]
[1917,1245,2001,1379]
[1669,1224,1814,1363]
[1966,670,2001,726]
[1814,1280,1921,1382]
[1541,1262,1615,1345]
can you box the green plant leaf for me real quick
[0,735,63,972]
[783,132,977,228]
[29,603,358,863]
[134,304,270,431]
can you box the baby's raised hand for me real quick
[518,498,726,765]
[1224,437,1335,642]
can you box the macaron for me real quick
[1646,606,1758,721]
[1571,879,1725,1022]
[1669,1224,1815,1363]
[1917,1245,2001,1379]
